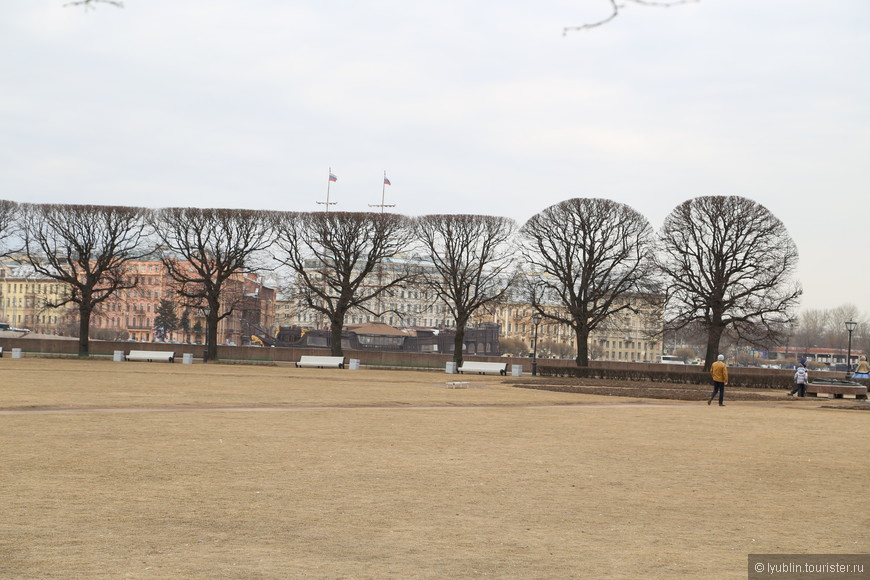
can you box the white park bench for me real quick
[296,355,345,369]
[126,350,175,363]
[457,361,509,375]
[0,346,3,358]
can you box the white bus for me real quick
[658,355,685,364]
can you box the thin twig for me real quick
[564,0,698,35]
[65,0,124,8]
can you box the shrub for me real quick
[537,365,797,389]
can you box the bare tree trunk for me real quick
[78,304,91,357]
[453,319,468,367]
[574,326,590,367]
[703,324,725,371]
[330,316,344,357]
[206,310,219,362]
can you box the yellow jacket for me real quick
[711,360,728,383]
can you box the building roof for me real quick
[771,346,864,356]
[346,322,413,337]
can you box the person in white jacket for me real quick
[789,363,809,397]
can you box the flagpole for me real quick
[367,170,395,323]
[318,167,338,212]
[380,170,386,214]
[369,170,394,213]
[326,169,331,211]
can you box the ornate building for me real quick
[485,295,663,362]
[279,255,663,361]
[289,256,459,331]
[0,258,275,345]
[0,261,71,333]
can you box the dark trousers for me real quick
[789,382,806,397]
[710,381,725,404]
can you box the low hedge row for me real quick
[537,365,805,390]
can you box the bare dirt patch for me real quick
[1,359,868,579]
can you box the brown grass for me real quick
[0,358,868,579]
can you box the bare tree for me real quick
[792,305,867,358]
[153,207,275,361]
[656,195,802,370]
[0,200,21,258]
[272,211,415,357]
[824,304,863,351]
[673,347,697,363]
[538,338,576,360]
[499,337,529,357]
[415,214,517,366]
[519,198,657,367]
[564,0,698,35]
[19,203,152,356]
[91,327,130,341]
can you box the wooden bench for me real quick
[457,361,508,375]
[125,350,175,363]
[806,380,868,400]
[296,355,345,369]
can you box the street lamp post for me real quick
[202,306,211,364]
[531,313,542,376]
[845,319,857,378]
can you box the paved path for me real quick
[0,400,703,415]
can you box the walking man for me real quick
[708,354,728,406]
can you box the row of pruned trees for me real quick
[0,195,800,369]
[0,203,268,360]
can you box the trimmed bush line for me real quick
[537,365,797,390]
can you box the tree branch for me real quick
[65,0,124,8]
[563,0,698,35]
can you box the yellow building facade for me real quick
[0,261,71,333]
[486,297,663,362]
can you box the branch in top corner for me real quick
[563,0,698,35]
[65,0,124,8]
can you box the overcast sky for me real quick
[2,0,868,314]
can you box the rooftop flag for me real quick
[371,170,395,212]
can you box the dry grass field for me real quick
[1,358,867,579]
